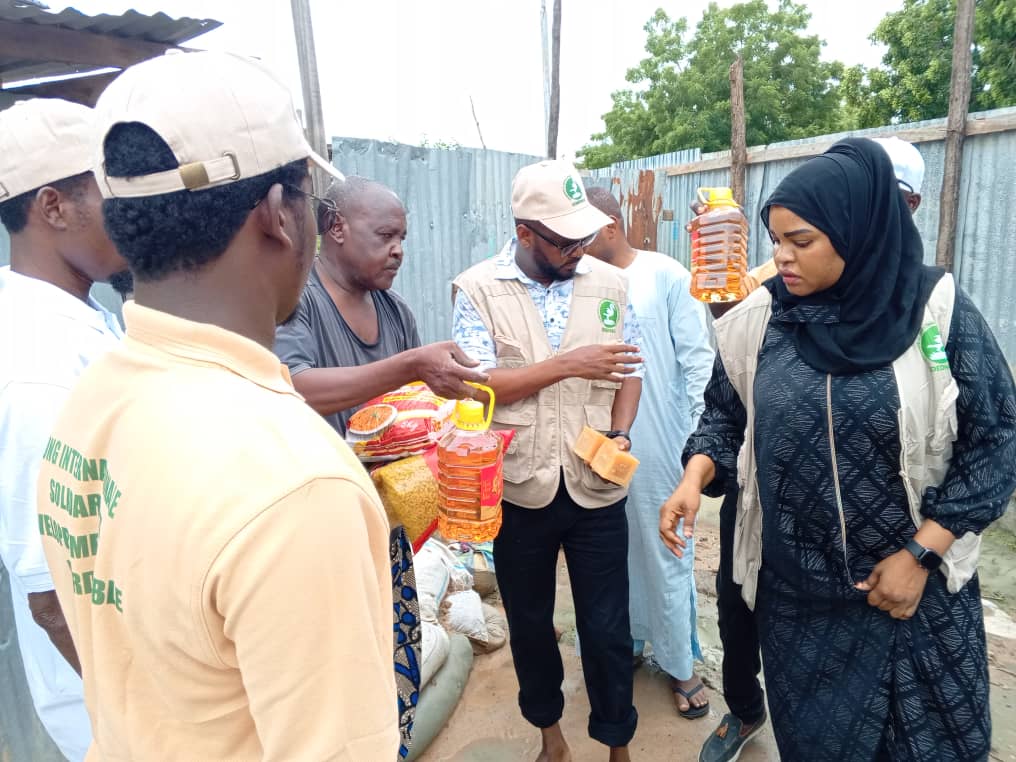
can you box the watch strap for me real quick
[904,538,943,571]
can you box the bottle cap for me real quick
[697,187,739,208]
[455,399,489,431]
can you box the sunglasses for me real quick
[524,225,598,258]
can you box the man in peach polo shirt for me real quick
[36,51,398,761]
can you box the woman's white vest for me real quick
[713,274,980,609]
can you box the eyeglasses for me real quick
[524,225,598,258]
[285,184,339,233]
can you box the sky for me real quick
[39,0,904,160]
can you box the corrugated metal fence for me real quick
[585,107,1016,363]
[331,138,542,345]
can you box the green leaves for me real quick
[578,0,1016,168]
[844,0,1016,127]
[578,1,845,168]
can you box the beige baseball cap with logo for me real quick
[94,50,344,199]
[0,98,96,203]
[511,160,610,241]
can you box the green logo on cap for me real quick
[920,324,949,371]
[598,299,619,330]
[563,176,585,206]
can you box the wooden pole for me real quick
[290,0,328,194]
[729,55,747,206]
[540,0,550,143]
[546,0,562,158]
[935,0,975,272]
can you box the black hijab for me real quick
[760,137,943,375]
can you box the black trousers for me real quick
[494,479,638,747]
[717,488,766,724]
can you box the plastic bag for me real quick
[348,383,454,462]
[372,454,440,549]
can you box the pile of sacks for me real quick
[416,540,507,683]
[406,539,507,760]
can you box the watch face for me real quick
[921,548,944,571]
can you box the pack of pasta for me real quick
[346,382,455,462]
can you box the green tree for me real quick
[579,1,846,169]
[843,0,1016,128]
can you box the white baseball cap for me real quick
[511,160,611,240]
[872,136,925,195]
[0,98,96,202]
[94,50,344,199]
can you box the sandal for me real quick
[671,676,710,719]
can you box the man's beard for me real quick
[108,270,134,301]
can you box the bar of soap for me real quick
[589,438,640,487]
[573,425,609,462]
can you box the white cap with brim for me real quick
[511,160,611,241]
[872,136,925,195]
[94,50,344,199]
[0,98,96,202]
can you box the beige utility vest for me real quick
[713,273,980,609]
[453,256,630,509]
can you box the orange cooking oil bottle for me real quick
[688,187,749,302]
[436,382,503,543]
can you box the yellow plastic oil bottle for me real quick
[689,187,749,302]
[436,383,503,543]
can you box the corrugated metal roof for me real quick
[0,1,220,84]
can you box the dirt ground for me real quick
[419,498,1016,761]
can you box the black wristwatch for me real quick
[904,538,943,572]
[604,430,631,444]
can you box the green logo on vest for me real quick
[920,324,949,371]
[598,299,619,330]
[563,176,585,205]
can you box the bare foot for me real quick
[608,746,631,762]
[535,723,571,762]
[671,674,709,716]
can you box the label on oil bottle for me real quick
[478,454,504,520]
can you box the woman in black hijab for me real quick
[664,138,1016,760]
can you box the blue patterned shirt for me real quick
[453,240,645,378]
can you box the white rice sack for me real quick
[414,541,452,622]
[420,620,450,688]
[439,589,488,642]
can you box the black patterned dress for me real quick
[685,291,1016,761]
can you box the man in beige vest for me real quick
[452,160,643,762]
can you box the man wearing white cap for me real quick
[872,135,925,213]
[35,51,398,760]
[453,161,643,762]
[0,97,129,761]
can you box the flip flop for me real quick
[671,677,710,719]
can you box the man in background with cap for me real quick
[453,160,643,762]
[35,51,398,760]
[0,97,129,762]
[275,175,486,436]
[873,135,924,213]
[696,136,927,762]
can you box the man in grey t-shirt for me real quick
[274,177,485,435]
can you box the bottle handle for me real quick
[466,382,496,429]
[696,187,711,206]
